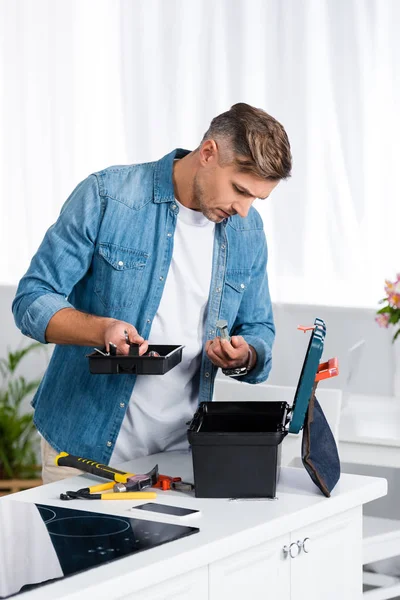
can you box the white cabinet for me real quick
[209,534,290,600]
[120,566,208,600]
[208,508,362,600]
[290,507,362,600]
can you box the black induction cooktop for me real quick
[0,501,199,598]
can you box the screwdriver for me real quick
[61,490,157,501]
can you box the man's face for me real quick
[192,142,280,223]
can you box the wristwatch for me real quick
[222,347,254,378]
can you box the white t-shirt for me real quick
[110,199,215,465]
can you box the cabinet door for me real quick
[290,507,362,600]
[209,535,291,600]
[120,566,208,600]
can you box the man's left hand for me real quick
[205,335,256,371]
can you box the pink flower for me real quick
[375,313,390,328]
[384,277,400,308]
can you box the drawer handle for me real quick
[296,537,311,553]
[283,542,300,559]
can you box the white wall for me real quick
[269,302,394,396]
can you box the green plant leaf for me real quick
[0,359,8,380]
[0,342,43,479]
[393,328,400,343]
[389,312,400,325]
[6,343,43,375]
[377,306,393,315]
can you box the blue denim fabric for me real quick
[12,148,275,463]
[301,396,341,497]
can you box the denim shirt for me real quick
[12,148,275,462]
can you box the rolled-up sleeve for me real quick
[12,175,102,343]
[231,232,275,384]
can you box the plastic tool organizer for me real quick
[187,318,339,498]
[87,344,184,375]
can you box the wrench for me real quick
[216,319,231,342]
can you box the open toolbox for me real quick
[87,343,184,375]
[187,318,339,498]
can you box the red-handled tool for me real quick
[153,474,194,493]
[315,357,339,381]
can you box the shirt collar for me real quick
[153,148,191,204]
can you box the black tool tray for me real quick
[87,345,184,375]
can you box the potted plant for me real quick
[0,342,45,494]
[376,273,400,397]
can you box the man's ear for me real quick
[199,139,218,165]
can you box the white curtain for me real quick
[1,0,399,308]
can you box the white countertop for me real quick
[340,393,400,448]
[2,450,386,600]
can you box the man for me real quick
[12,102,292,483]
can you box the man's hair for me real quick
[201,102,292,181]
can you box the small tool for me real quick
[153,474,195,493]
[59,464,159,501]
[216,319,231,342]
[60,490,157,501]
[124,329,140,356]
[114,465,159,493]
[55,452,158,486]
[124,328,160,357]
[56,452,143,483]
[94,347,108,356]
[76,465,159,495]
[55,452,194,498]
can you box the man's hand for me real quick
[45,308,150,352]
[205,335,256,370]
[103,320,149,356]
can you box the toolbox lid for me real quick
[288,318,326,434]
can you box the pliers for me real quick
[153,474,195,492]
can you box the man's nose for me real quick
[232,198,254,218]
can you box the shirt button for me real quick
[172,204,177,210]
[240,283,245,289]
[209,330,214,336]
[205,372,210,378]
[221,244,226,250]
[120,402,125,408]
[106,441,112,447]
[118,261,124,266]
[159,276,164,281]
[216,287,221,293]
[167,233,172,237]
[147,319,151,324]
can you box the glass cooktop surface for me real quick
[0,501,199,598]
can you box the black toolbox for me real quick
[87,345,184,375]
[188,401,289,498]
[187,318,338,498]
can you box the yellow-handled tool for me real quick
[60,489,157,501]
[56,452,160,501]
[55,451,135,483]
[91,492,157,500]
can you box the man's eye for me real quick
[234,187,246,195]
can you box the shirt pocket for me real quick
[94,242,149,309]
[223,268,252,317]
